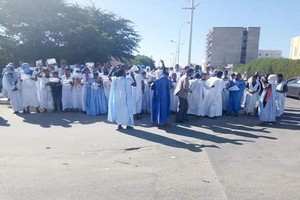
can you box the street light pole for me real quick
[187,0,194,67]
[177,22,190,65]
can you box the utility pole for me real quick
[183,0,201,67]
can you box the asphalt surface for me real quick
[0,97,299,200]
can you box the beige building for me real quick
[290,36,300,60]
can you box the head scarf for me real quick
[145,66,151,72]
[268,74,277,84]
[22,63,33,75]
[6,64,14,72]
[155,69,164,79]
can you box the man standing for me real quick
[275,74,288,117]
[244,75,260,115]
[222,70,230,113]
[227,73,239,116]
[169,73,179,113]
[81,67,93,113]
[174,68,193,123]
[2,64,23,113]
[258,74,277,124]
[187,73,212,117]
[61,67,73,111]
[20,63,40,113]
[49,72,62,112]
[108,68,136,130]
[174,64,182,81]
[130,65,143,120]
[151,61,170,126]
[38,68,54,113]
[201,71,224,118]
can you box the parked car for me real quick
[286,77,300,99]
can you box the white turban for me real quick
[145,66,151,72]
[155,69,164,79]
[268,74,277,84]
[6,64,14,72]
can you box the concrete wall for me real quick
[206,27,260,68]
[258,50,282,58]
[245,27,260,64]
[211,27,244,67]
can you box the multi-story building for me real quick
[205,27,260,69]
[290,36,300,60]
[258,50,282,58]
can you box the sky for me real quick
[68,0,300,67]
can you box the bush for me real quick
[233,58,300,79]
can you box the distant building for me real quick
[258,50,282,58]
[290,36,300,60]
[205,27,260,70]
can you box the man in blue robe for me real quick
[151,61,170,126]
[227,73,245,116]
[227,73,239,115]
[236,73,246,110]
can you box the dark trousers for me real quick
[176,97,188,121]
[52,90,62,111]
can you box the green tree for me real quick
[127,55,155,69]
[0,0,140,65]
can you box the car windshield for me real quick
[288,79,298,84]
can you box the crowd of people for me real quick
[1,59,288,129]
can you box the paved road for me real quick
[0,98,299,200]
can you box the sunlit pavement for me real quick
[0,98,299,200]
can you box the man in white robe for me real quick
[200,71,224,118]
[244,75,260,115]
[169,73,179,113]
[141,71,151,114]
[130,66,143,119]
[187,73,212,116]
[1,64,11,100]
[20,63,40,113]
[174,64,182,81]
[81,67,93,112]
[222,71,230,112]
[38,68,54,112]
[101,70,111,104]
[61,67,73,111]
[108,68,136,130]
[258,74,277,124]
[275,74,288,117]
[2,64,23,113]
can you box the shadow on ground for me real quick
[0,117,10,127]
[119,127,221,152]
[7,104,300,152]
[16,112,107,128]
